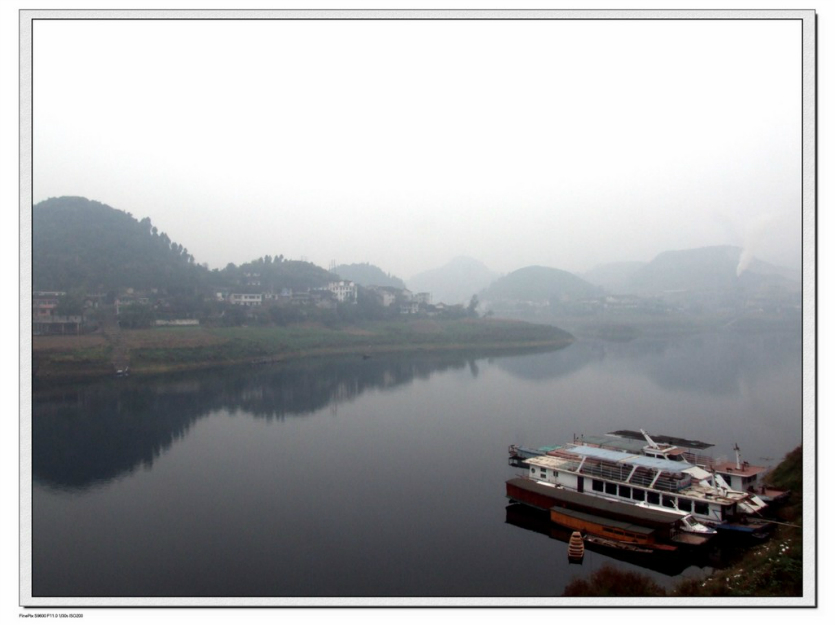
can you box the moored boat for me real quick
[506,476,714,551]
[508,430,783,534]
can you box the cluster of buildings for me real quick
[32,290,98,335]
[218,281,440,316]
[217,280,359,310]
[33,280,453,335]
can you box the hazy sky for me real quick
[32,17,803,279]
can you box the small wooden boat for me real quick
[567,531,585,563]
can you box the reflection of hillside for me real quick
[494,341,600,381]
[32,384,204,492]
[602,331,801,396]
[494,330,800,396]
[32,350,538,491]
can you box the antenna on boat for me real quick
[640,429,660,449]
[734,443,741,470]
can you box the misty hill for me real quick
[583,261,647,294]
[33,196,206,295]
[332,263,406,289]
[628,246,800,296]
[33,197,339,299]
[480,266,601,304]
[407,256,499,305]
[212,256,338,293]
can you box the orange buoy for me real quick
[568,531,585,563]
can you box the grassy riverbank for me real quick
[32,317,573,382]
[562,446,804,599]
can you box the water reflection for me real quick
[31,333,800,598]
[494,340,603,381]
[32,348,548,491]
[504,504,717,577]
[497,329,801,397]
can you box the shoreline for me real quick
[31,318,574,384]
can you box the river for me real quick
[30,329,802,598]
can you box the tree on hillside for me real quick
[467,295,480,318]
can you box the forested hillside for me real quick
[33,196,206,295]
[333,263,406,289]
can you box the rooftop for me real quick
[564,444,695,473]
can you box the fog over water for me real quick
[31,18,803,278]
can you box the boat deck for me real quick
[713,461,767,477]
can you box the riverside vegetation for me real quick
[32,318,573,382]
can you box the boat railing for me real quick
[682,451,717,468]
[575,462,691,494]
[576,463,631,483]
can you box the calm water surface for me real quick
[31,330,802,597]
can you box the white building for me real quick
[229,293,262,307]
[327,281,357,303]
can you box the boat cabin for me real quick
[523,449,739,525]
[712,460,768,493]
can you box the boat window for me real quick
[647,492,660,505]
[662,495,675,508]
[553,471,558,477]
[530,467,536,474]
[619,485,631,498]
[678,498,692,512]
[592,480,604,492]
[694,502,710,516]
[605,483,617,495]
[631,488,645,501]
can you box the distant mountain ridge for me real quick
[407,256,499,305]
[628,245,800,295]
[33,197,799,319]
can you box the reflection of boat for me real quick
[509,430,784,535]
[504,504,711,577]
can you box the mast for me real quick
[640,429,660,449]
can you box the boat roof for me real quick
[712,461,767,477]
[527,455,574,470]
[565,445,694,472]
[579,435,648,454]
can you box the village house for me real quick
[366,285,399,307]
[327,280,357,303]
[229,293,263,307]
[115,295,150,316]
[32,291,64,319]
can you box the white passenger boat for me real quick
[509,430,781,532]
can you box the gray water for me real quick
[31,329,802,598]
